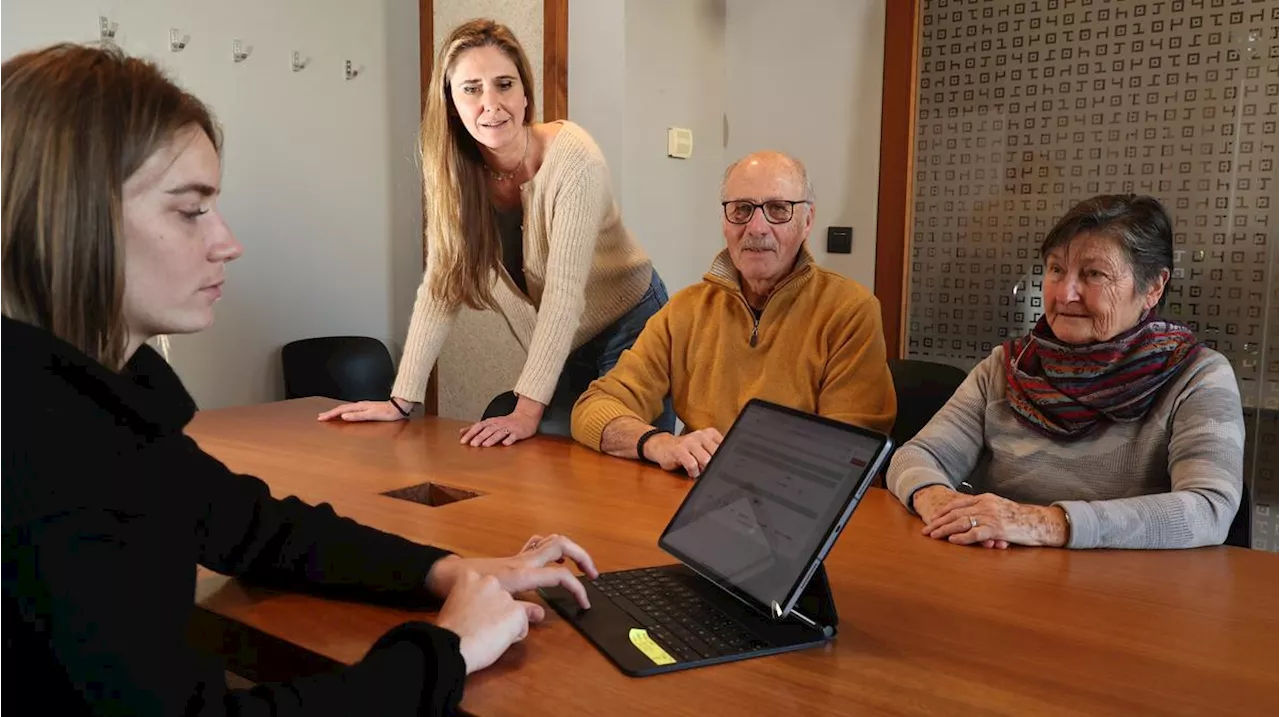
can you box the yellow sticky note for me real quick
[628,628,676,666]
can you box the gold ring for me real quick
[969,516,978,529]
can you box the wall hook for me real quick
[344,60,361,81]
[99,16,118,43]
[169,28,189,52]
[232,40,251,63]
[291,51,309,72]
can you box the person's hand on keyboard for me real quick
[436,569,543,674]
[426,533,600,609]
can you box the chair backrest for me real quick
[888,358,969,449]
[481,391,519,419]
[482,391,519,420]
[281,336,395,402]
[1224,488,1252,549]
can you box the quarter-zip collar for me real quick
[702,244,817,347]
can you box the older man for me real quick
[570,151,896,478]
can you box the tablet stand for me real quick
[788,563,839,638]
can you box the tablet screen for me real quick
[659,400,890,617]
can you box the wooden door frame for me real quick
[873,0,921,360]
[416,0,570,415]
[419,0,437,414]
[543,0,569,121]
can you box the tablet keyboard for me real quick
[592,568,770,661]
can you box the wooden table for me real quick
[189,398,1278,717]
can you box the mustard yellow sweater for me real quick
[571,248,897,449]
[393,121,653,405]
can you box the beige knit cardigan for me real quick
[393,121,653,406]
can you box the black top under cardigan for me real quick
[2,316,466,716]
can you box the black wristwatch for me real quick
[635,428,668,464]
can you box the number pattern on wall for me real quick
[906,0,1279,550]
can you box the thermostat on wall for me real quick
[667,127,693,159]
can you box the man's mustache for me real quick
[740,238,777,252]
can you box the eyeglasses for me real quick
[722,199,810,225]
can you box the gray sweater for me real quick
[887,346,1244,549]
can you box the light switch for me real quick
[827,226,853,254]
[667,127,693,159]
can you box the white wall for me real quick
[619,0,729,294]
[386,0,430,376]
[569,0,729,295]
[569,0,886,295]
[567,0,626,195]
[723,0,886,291]
[2,0,425,410]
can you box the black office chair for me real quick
[1224,489,1252,549]
[281,336,396,402]
[887,358,969,451]
[482,391,519,419]
[880,358,968,487]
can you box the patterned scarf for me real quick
[1003,313,1202,439]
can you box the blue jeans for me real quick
[484,270,677,437]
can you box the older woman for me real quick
[887,195,1244,550]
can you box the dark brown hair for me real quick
[2,43,219,368]
[1040,194,1174,307]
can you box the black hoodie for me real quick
[2,316,466,716]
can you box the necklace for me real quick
[485,126,530,182]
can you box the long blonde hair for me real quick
[2,43,218,369]
[422,19,537,311]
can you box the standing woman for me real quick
[320,19,675,445]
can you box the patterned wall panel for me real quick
[906,0,1279,549]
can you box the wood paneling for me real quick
[419,0,433,112]
[543,0,569,121]
[873,0,921,359]
[419,0,438,414]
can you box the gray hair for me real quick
[720,151,815,202]
[1040,194,1174,307]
